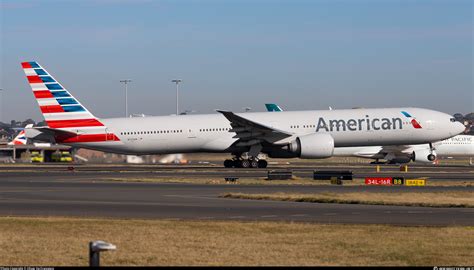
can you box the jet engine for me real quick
[267,133,334,159]
[411,149,437,163]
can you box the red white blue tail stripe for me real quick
[22,61,120,143]
[7,130,27,145]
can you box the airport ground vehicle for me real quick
[51,151,73,162]
[30,151,44,163]
[22,62,465,168]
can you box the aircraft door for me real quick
[187,128,197,139]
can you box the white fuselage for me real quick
[66,107,464,156]
[434,135,474,157]
[333,135,474,161]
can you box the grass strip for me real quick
[221,191,474,208]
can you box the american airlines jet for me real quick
[265,104,473,164]
[22,62,465,168]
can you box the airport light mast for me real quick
[119,80,132,117]
[0,88,3,123]
[172,79,182,115]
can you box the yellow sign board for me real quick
[405,179,426,186]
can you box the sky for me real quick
[0,0,472,122]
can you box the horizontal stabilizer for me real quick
[24,127,77,143]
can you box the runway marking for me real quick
[291,214,309,217]
[260,215,277,218]
[229,216,246,219]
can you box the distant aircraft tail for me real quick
[265,103,283,112]
[8,130,27,145]
[21,61,103,129]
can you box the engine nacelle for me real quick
[285,133,335,159]
[412,149,437,163]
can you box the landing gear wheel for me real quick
[224,159,233,168]
[250,159,259,168]
[257,160,268,168]
[241,159,251,168]
[427,154,436,162]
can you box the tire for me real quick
[257,160,268,168]
[224,159,233,168]
[427,154,436,162]
[233,160,242,168]
[250,159,259,168]
[241,159,251,168]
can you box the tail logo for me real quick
[21,61,121,143]
[8,130,27,145]
[401,111,422,129]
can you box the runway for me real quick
[1,162,474,180]
[0,164,472,226]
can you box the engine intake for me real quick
[412,149,437,163]
[286,133,335,159]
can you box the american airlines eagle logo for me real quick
[401,111,422,129]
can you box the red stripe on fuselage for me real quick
[46,119,104,128]
[27,75,42,83]
[57,133,120,143]
[21,62,32,68]
[40,105,64,113]
[34,90,54,99]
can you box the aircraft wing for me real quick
[217,110,292,146]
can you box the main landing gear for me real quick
[224,158,267,168]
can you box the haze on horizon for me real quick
[0,0,472,122]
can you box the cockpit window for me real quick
[450,118,456,122]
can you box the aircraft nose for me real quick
[451,121,467,136]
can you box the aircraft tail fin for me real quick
[21,61,104,129]
[8,130,27,145]
[265,103,283,112]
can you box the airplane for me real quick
[7,129,28,145]
[21,61,465,168]
[265,103,473,164]
[8,124,52,147]
[265,104,283,112]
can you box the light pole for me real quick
[0,88,3,123]
[119,80,132,117]
[171,79,182,115]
